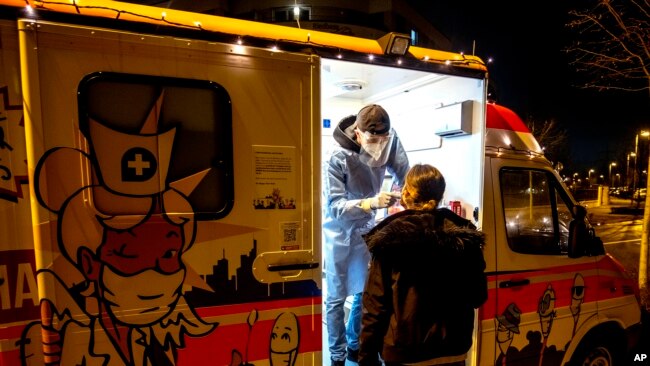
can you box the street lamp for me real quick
[627,152,636,189]
[633,130,650,195]
[609,162,617,186]
[588,169,595,186]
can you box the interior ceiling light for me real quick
[334,79,366,92]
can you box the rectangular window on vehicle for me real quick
[77,72,234,220]
[500,168,572,255]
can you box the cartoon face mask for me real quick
[101,266,185,325]
[357,129,393,167]
[96,217,186,325]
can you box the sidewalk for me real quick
[581,197,645,225]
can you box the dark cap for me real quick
[355,104,390,135]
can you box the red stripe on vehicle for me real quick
[177,314,321,365]
[195,296,321,318]
[479,256,637,321]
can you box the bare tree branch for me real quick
[526,118,569,169]
[567,0,650,304]
[566,0,650,93]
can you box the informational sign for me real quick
[252,145,297,210]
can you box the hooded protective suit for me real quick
[323,114,409,300]
[323,112,409,362]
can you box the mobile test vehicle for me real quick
[0,1,641,365]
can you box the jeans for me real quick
[326,292,362,361]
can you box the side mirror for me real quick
[574,204,587,221]
[568,205,604,258]
[587,228,605,256]
[568,205,587,258]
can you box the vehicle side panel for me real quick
[6,19,322,366]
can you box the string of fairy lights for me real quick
[20,0,489,69]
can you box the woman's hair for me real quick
[401,164,446,210]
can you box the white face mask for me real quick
[101,265,185,325]
[357,129,393,167]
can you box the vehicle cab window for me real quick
[500,168,573,255]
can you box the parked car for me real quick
[633,188,647,201]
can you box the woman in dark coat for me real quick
[358,163,488,366]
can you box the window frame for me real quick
[500,167,575,255]
[77,72,234,220]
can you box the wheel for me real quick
[579,346,613,366]
[570,338,622,366]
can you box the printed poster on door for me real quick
[252,145,297,210]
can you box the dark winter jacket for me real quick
[358,208,487,366]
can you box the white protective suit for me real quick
[323,115,410,299]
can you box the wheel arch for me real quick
[563,320,627,366]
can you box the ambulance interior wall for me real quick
[321,63,485,223]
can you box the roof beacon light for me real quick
[377,32,411,56]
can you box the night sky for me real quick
[406,0,648,176]
[111,0,648,177]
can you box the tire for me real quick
[579,346,612,366]
[570,338,622,366]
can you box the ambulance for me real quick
[0,1,641,365]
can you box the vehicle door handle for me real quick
[499,279,530,288]
[267,262,319,272]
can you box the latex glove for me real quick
[362,191,400,211]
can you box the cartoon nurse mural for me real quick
[495,302,522,366]
[537,284,556,366]
[570,273,585,337]
[20,90,216,365]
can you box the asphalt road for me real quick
[582,197,650,359]
[583,197,644,282]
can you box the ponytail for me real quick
[401,164,445,210]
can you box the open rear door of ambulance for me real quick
[320,57,488,365]
[19,18,321,365]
